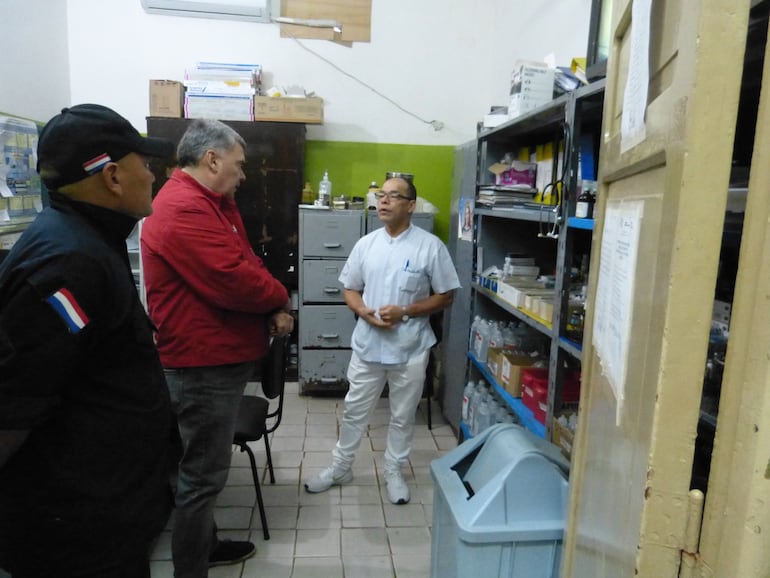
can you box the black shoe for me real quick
[208,540,256,567]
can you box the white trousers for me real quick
[332,350,430,472]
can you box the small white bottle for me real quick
[366,181,379,210]
[318,170,332,207]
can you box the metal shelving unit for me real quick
[467,81,605,442]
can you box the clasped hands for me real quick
[358,304,403,329]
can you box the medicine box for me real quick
[499,353,535,396]
[488,160,537,187]
[510,61,555,97]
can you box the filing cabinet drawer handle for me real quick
[323,242,342,248]
[323,287,341,294]
[321,333,340,339]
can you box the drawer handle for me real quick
[323,242,342,248]
[323,287,341,294]
[321,333,340,339]
[320,378,340,384]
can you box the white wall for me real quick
[44,0,589,145]
[0,0,70,122]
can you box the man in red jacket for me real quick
[141,119,293,578]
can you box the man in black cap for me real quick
[0,104,176,577]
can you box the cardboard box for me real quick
[499,353,535,396]
[488,160,537,187]
[510,61,555,96]
[185,94,254,121]
[483,112,509,128]
[150,80,184,118]
[253,96,323,124]
[486,347,505,379]
[552,412,577,459]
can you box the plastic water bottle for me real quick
[474,320,491,362]
[502,322,519,352]
[473,393,492,435]
[468,382,486,432]
[494,402,509,424]
[461,380,475,422]
[469,315,481,350]
[318,170,332,206]
[488,321,504,350]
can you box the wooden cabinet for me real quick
[146,118,305,290]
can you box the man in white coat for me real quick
[304,175,460,504]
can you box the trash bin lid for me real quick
[463,424,568,492]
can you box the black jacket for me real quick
[0,192,173,574]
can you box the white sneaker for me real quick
[304,465,353,493]
[384,469,410,504]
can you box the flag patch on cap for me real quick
[82,153,111,174]
[46,288,90,333]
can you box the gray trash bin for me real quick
[430,423,570,578]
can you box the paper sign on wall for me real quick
[593,199,644,424]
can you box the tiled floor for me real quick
[150,381,457,578]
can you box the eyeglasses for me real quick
[374,190,413,201]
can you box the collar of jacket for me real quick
[170,168,237,211]
[48,190,138,244]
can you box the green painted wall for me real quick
[305,140,455,241]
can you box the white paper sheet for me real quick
[0,166,12,198]
[620,0,652,153]
[593,199,644,424]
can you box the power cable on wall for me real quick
[275,23,445,131]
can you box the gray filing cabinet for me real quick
[299,208,364,394]
[366,212,434,234]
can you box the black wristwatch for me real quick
[401,307,410,323]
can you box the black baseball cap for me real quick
[37,104,175,190]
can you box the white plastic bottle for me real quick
[474,320,491,362]
[461,379,475,422]
[469,315,481,350]
[468,382,486,433]
[366,181,379,209]
[473,393,492,435]
[494,403,509,424]
[318,170,332,206]
[502,322,519,352]
[488,321,504,350]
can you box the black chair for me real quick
[233,334,290,541]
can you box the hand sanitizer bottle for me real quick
[318,170,332,207]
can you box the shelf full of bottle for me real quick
[472,219,592,361]
[463,316,580,459]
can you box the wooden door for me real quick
[695,5,770,575]
[561,1,749,577]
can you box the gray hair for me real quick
[176,119,247,168]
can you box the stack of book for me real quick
[184,62,262,121]
[477,185,537,207]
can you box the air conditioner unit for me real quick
[140,0,270,23]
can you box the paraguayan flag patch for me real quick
[82,153,111,174]
[46,288,90,333]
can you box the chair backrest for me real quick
[261,334,290,400]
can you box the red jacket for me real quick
[141,169,289,368]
